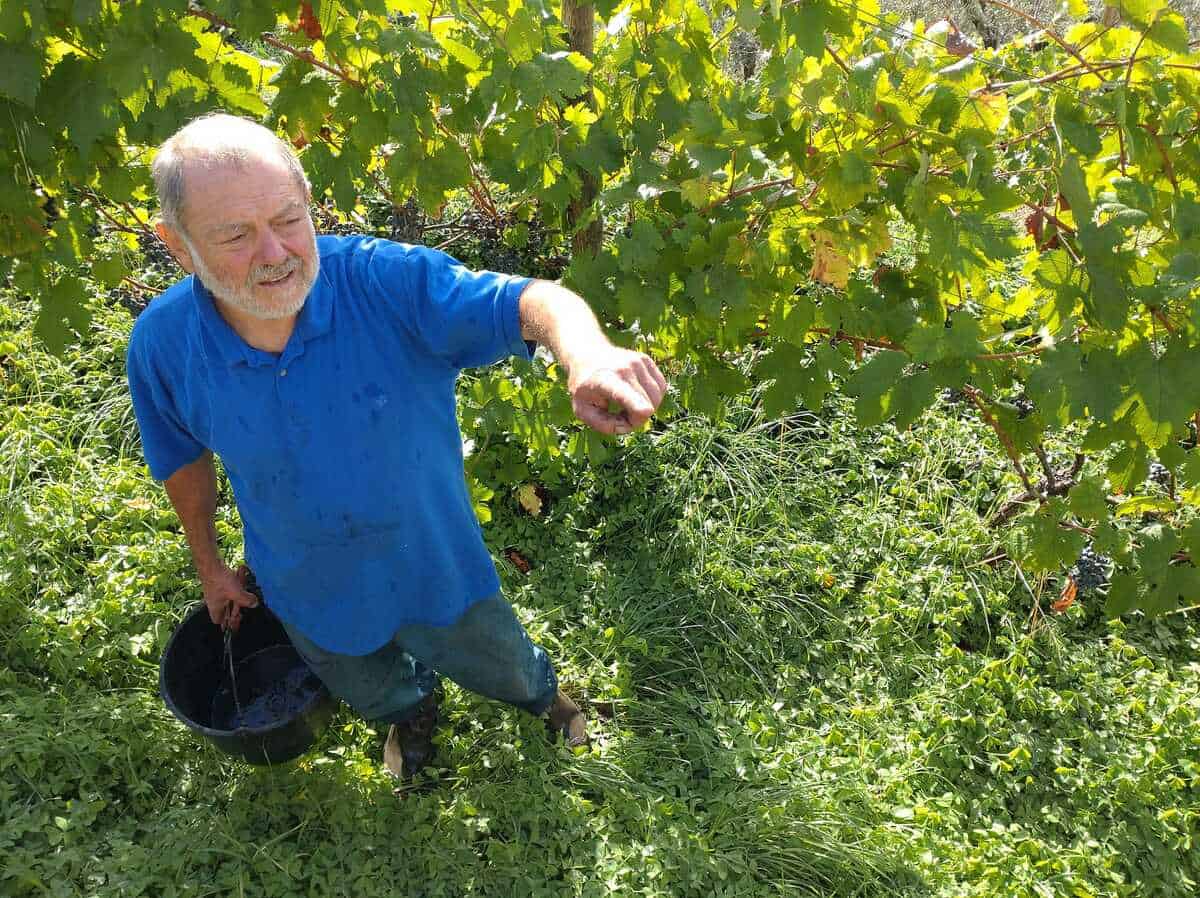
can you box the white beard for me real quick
[185,231,320,321]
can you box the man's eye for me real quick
[225,234,245,244]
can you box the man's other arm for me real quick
[163,451,258,629]
[518,279,667,435]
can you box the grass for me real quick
[2,293,1199,897]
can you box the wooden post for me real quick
[562,0,603,260]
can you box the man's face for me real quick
[165,154,319,320]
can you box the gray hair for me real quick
[152,112,311,234]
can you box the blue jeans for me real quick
[280,594,559,725]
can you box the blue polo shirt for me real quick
[126,235,533,655]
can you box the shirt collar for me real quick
[192,264,333,369]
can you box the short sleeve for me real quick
[364,241,534,369]
[126,330,206,481]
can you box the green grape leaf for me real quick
[616,220,666,276]
[1067,477,1109,522]
[683,352,750,418]
[1115,339,1200,449]
[1147,12,1189,52]
[35,275,92,355]
[1027,342,1089,424]
[1104,0,1165,25]
[1137,522,1179,571]
[1058,155,1094,224]
[91,253,128,289]
[771,294,815,347]
[1008,499,1085,573]
[616,279,667,330]
[1164,252,1199,300]
[757,342,831,417]
[1108,441,1149,494]
[889,370,936,431]
[991,401,1046,453]
[0,41,42,106]
[1104,572,1141,617]
[821,150,873,211]
[845,349,908,427]
[417,140,472,210]
[1053,94,1101,158]
[270,61,334,140]
[1180,519,1200,561]
[504,7,541,63]
[38,55,119,161]
[1092,520,1134,561]
[539,51,591,104]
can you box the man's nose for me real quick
[257,228,289,266]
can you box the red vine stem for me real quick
[985,59,1125,90]
[963,385,1038,496]
[980,0,1103,80]
[977,343,1051,362]
[188,6,365,89]
[123,275,161,294]
[1145,124,1179,192]
[824,43,852,77]
[1150,307,1177,334]
[809,328,900,352]
[699,177,795,215]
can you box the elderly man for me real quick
[126,113,666,778]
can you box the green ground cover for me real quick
[2,292,1198,897]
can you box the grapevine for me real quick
[1,0,1198,617]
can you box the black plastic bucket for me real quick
[159,602,336,765]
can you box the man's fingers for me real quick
[234,588,259,608]
[632,360,665,410]
[596,372,655,419]
[573,397,630,435]
[644,356,668,398]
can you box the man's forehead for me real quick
[182,156,307,230]
[206,199,308,231]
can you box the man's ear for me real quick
[156,221,195,274]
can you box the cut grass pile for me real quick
[1,295,1198,897]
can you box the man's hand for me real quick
[201,563,259,631]
[518,281,669,435]
[568,347,667,435]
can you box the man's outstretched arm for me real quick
[518,280,667,435]
[163,451,258,629]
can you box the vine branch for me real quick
[963,385,1037,496]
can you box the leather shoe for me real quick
[545,689,589,748]
[383,692,439,779]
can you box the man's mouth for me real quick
[258,267,296,288]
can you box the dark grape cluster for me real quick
[389,198,426,244]
[1070,546,1111,594]
[112,286,149,318]
[1148,462,1172,487]
[1013,396,1035,419]
[451,208,568,280]
[137,230,178,276]
[940,388,967,405]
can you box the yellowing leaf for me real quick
[680,177,711,209]
[1114,496,1175,517]
[968,91,1009,133]
[517,483,543,517]
[810,230,850,289]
